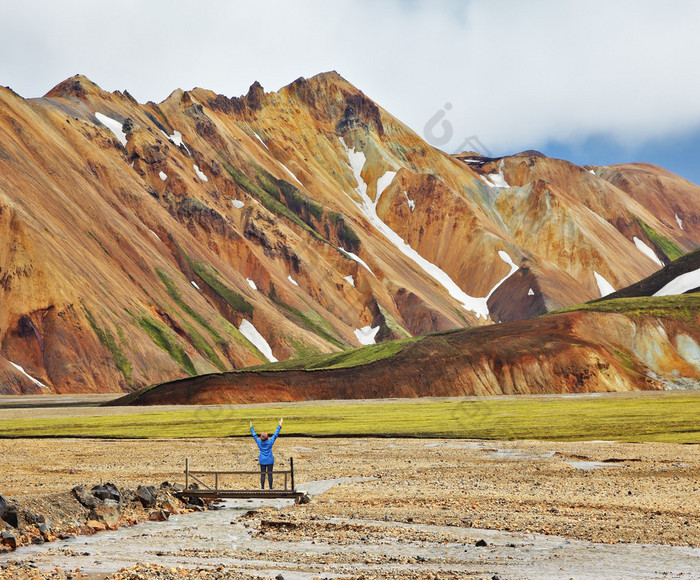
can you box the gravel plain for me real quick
[0,435,698,578]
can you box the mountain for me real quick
[1,72,699,395]
[114,250,700,405]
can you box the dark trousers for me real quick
[260,463,274,489]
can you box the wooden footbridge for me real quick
[177,457,306,503]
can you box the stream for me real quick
[1,477,698,579]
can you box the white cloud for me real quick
[2,0,700,157]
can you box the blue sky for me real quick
[1,0,699,185]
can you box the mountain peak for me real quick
[44,74,105,100]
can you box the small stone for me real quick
[148,510,170,522]
[72,486,99,510]
[87,505,120,529]
[135,485,157,508]
[475,539,488,547]
[0,531,16,550]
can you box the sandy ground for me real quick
[0,436,697,546]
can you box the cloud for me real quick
[2,0,700,157]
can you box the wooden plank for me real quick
[178,489,304,500]
[187,470,292,476]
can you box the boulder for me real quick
[87,504,120,529]
[135,485,157,508]
[0,495,17,528]
[148,509,170,522]
[1,506,18,529]
[72,485,98,510]
[1,531,16,550]
[92,483,122,506]
[38,522,51,534]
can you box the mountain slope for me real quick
[113,291,700,405]
[1,72,699,394]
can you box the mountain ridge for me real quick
[1,71,699,395]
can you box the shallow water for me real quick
[2,477,698,579]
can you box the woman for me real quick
[250,418,283,489]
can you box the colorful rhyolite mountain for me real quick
[1,72,699,395]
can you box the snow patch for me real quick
[163,130,183,148]
[239,319,277,363]
[485,251,519,300]
[588,169,596,175]
[149,230,161,241]
[594,271,616,297]
[193,164,208,182]
[339,247,375,277]
[403,191,415,211]
[354,325,380,346]
[340,137,491,319]
[95,112,127,147]
[231,199,245,209]
[528,288,535,296]
[633,237,664,267]
[676,214,684,230]
[190,281,200,291]
[287,275,299,286]
[653,267,700,297]
[159,171,167,181]
[246,278,257,291]
[376,171,397,202]
[280,163,303,187]
[253,132,269,150]
[8,361,49,390]
[344,275,355,287]
[483,160,510,188]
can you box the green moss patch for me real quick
[637,220,684,262]
[137,315,196,376]
[190,260,253,317]
[0,392,697,442]
[83,307,133,387]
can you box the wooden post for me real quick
[215,472,219,491]
[290,457,295,490]
[185,457,189,490]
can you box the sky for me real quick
[2,0,700,183]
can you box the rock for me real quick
[0,531,16,550]
[86,520,107,532]
[1,506,18,529]
[72,486,99,510]
[135,485,157,508]
[475,539,488,547]
[492,576,501,580]
[38,522,51,534]
[148,510,170,522]
[103,499,120,510]
[0,496,18,529]
[87,505,120,529]
[92,483,121,506]
[185,504,204,512]
[297,493,311,505]
[275,575,285,580]
[186,496,204,507]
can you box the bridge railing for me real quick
[184,456,296,492]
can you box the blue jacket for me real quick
[251,425,281,465]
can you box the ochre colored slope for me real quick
[2,72,699,394]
